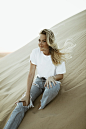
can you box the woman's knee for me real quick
[54,81,60,91]
[45,81,60,93]
[39,82,60,109]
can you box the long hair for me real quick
[39,29,76,66]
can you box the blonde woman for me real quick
[4,29,76,129]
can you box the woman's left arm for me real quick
[53,74,63,81]
[44,74,63,89]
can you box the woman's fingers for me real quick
[15,97,25,104]
[26,100,28,106]
[53,81,56,86]
[47,80,56,88]
[15,95,30,106]
[15,100,19,104]
[23,101,26,106]
[49,81,52,88]
[44,81,47,87]
[47,81,50,89]
[52,78,57,85]
[44,76,57,89]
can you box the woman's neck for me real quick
[43,51,50,55]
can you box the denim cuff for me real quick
[18,92,34,109]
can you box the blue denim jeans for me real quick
[4,76,60,129]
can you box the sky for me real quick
[0,0,86,52]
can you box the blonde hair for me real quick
[39,29,76,66]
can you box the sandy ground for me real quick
[0,10,86,129]
[0,52,12,59]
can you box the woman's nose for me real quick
[39,41,43,45]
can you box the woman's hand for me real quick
[44,76,57,89]
[15,94,30,106]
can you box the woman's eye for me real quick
[38,39,46,42]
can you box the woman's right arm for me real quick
[15,61,36,106]
[26,61,36,97]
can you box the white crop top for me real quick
[29,47,66,84]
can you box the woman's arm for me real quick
[26,61,36,97]
[44,74,63,88]
[53,74,63,81]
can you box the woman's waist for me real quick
[37,76,46,80]
[36,75,61,84]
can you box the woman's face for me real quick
[38,34,49,52]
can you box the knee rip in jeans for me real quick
[33,83,39,88]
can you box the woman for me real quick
[4,29,75,129]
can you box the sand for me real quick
[0,52,11,59]
[0,10,86,129]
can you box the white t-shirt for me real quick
[29,47,66,84]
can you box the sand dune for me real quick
[0,10,86,129]
[0,52,11,59]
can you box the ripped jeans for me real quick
[4,76,60,129]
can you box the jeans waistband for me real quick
[37,76,46,80]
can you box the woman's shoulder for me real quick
[32,47,40,55]
[32,47,40,52]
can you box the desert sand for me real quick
[0,52,11,59]
[0,10,86,129]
